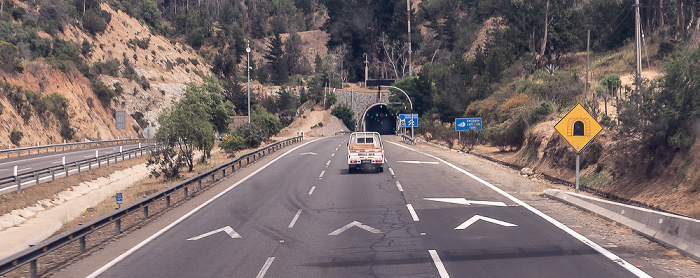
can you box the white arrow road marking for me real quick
[299,152,317,155]
[424,198,507,207]
[187,226,241,240]
[328,221,381,235]
[397,161,439,165]
[455,215,517,230]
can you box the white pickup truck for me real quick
[347,132,384,173]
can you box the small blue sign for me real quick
[399,114,419,128]
[456,118,482,131]
[116,193,123,205]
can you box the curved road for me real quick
[68,136,650,278]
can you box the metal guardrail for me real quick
[401,134,416,145]
[0,144,157,194]
[0,139,149,159]
[0,136,303,277]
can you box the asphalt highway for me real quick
[85,136,649,277]
[0,143,148,193]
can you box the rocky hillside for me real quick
[1,3,209,147]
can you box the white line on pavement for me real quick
[86,138,323,278]
[319,171,325,179]
[288,209,302,228]
[429,250,450,278]
[389,168,395,176]
[256,257,275,278]
[326,160,331,166]
[406,204,419,221]
[388,141,651,278]
[331,153,335,157]
[308,186,316,195]
[395,181,403,192]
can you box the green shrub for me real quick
[90,79,115,107]
[10,129,23,146]
[233,123,264,148]
[251,107,282,138]
[219,134,246,155]
[529,101,554,124]
[331,104,355,131]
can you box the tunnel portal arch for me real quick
[361,103,396,135]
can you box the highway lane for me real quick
[0,143,149,179]
[87,135,648,277]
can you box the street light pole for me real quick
[381,85,413,139]
[246,40,251,124]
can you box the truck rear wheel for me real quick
[378,166,383,173]
[349,166,354,174]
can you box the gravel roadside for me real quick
[391,136,700,278]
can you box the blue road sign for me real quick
[399,114,419,128]
[456,118,482,131]
[116,193,123,205]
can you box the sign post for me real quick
[116,193,123,209]
[554,104,603,193]
[456,118,482,148]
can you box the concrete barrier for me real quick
[544,189,700,261]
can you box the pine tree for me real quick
[264,33,288,85]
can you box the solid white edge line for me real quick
[395,181,404,192]
[428,250,450,278]
[308,186,316,195]
[86,138,322,278]
[388,141,651,278]
[288,209,302,228]
[406,204,419,221]
[256,257,275,278]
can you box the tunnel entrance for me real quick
[363,104,396,135]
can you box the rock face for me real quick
[0,4,209,147]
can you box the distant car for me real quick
[218,133,228,141]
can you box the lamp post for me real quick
[246,40,251,124]
[380,85,413,139]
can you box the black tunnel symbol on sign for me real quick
[573,121,585,136]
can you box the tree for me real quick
[285,32,311,75]
[251,107,283,138]
[150,78,234,178]
[332,104,355,131]
[600,74,621,116]
[138,0,162,30]
[264,33,288,85]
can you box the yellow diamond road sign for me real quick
[554,103,602,153]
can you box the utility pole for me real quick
[407,0,413,76]
[364,53,369,87]
[634,0,643,91]
[246,40,251,124]
[585,30,590,102]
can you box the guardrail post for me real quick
[115,219,121,234]
[143,206,149,219]
[77,162,80,175]
[184,187,188,199]
[51,168,55,183]
[223,168,226,177]
[247,157,250,165]
[198,179,202,191]
[166,195,171,208]
[35,172,39,186]
[88,159,92,170]
[80,236,86,253]
[212,173,215,183]
[16,176,21,191]
[107,155,110,166]
[30,259,37,278]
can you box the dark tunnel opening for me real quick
[364,104,396,135]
